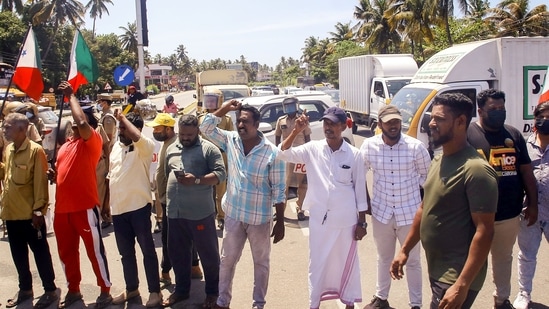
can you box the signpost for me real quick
[113,64,135,87]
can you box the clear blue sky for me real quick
[84,0,545,68]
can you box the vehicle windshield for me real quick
[222,89,249,100]
[387,79,411,98]
[391,87,432,128]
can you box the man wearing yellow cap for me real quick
[145,113,177,287]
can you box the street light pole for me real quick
[135,0,146,93]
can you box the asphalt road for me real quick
[1,92,548,309]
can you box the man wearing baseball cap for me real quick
[145,113,177,287]
[278,105,368,309]
[360,104,431,309]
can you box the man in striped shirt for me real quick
[200,100,286,309]
[361,105,431,309]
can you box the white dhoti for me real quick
[308,222,362,309]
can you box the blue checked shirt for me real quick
[200,113,286,225]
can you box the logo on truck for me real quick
[522,66,548,133]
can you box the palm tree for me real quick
[329,22,354,43]
[1,0,24,13]
[301,36,318,64]
[153,53,162,64]
[467,0,491,20]
[436,0,455,45]
[354,0,402,53]
[175,44,188,62]
[118,22,138,55]
[487,0,549,36]
[30,0,85,61]
[85,0,114,38]
[385,0,437,60]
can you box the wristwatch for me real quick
[357,221,367,229]
[33,211,43,217]
[195,177,201,185]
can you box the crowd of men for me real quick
[0,83,547,309]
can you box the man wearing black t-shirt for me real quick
[467,89,538,309]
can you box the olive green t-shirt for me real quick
[420,145,498,291]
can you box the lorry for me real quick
[390,37,549,154]
[194,69,251,113]
[339,54,418,133]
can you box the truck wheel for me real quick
[370,121,377,133]
[352,122,358,134]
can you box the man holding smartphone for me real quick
[163,115,226,308]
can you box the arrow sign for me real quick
[113,64,135,86]
[118,68,131,82]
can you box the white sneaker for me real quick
[513,291,531,309]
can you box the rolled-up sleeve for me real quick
[33,147,49,212]
[352,151,368,212]
[270,149,287,204]
[199,114,228,152]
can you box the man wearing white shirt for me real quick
[277,106,368,309]
[360,105,431,309]
[108,112,162,308]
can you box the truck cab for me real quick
[392,37,549,156]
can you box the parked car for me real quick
[322,89,340,106]
[228,92,355,146]
[37,106,73,161]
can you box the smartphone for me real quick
[173,169,185,178]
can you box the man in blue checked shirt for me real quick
[200,100,286,309]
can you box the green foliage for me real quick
[0,11,27,64]
[146,84,159,94]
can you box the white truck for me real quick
[390,37,549,154]
[339,54,418,133]
[194,69,250,113]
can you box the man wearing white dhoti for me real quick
[277,106,368,309]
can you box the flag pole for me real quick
[0,24,32,116]
[50,28,79,169]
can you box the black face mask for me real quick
[153,132,168,141]
[485,110,506,129]
[535,119,549,135]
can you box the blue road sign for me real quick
[113,65,135,86]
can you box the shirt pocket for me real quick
[12,165,30,185]
[334,163,353,184]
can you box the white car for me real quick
[37,106,73,162]
[228,92,355,146]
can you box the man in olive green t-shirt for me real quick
[391,93,498,309]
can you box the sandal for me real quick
[162,292,189,307]
[34,291,59,309]
[6,290,34,308]
[95,292,112,309]
[159,277,172,290]
[58,292,82,309]
[202,295,218,308]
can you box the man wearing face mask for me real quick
[513,101,549,309]
[467,89,538,309]
[275,96,311,221]
[96,94,117,229]
[145,113,177,288]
